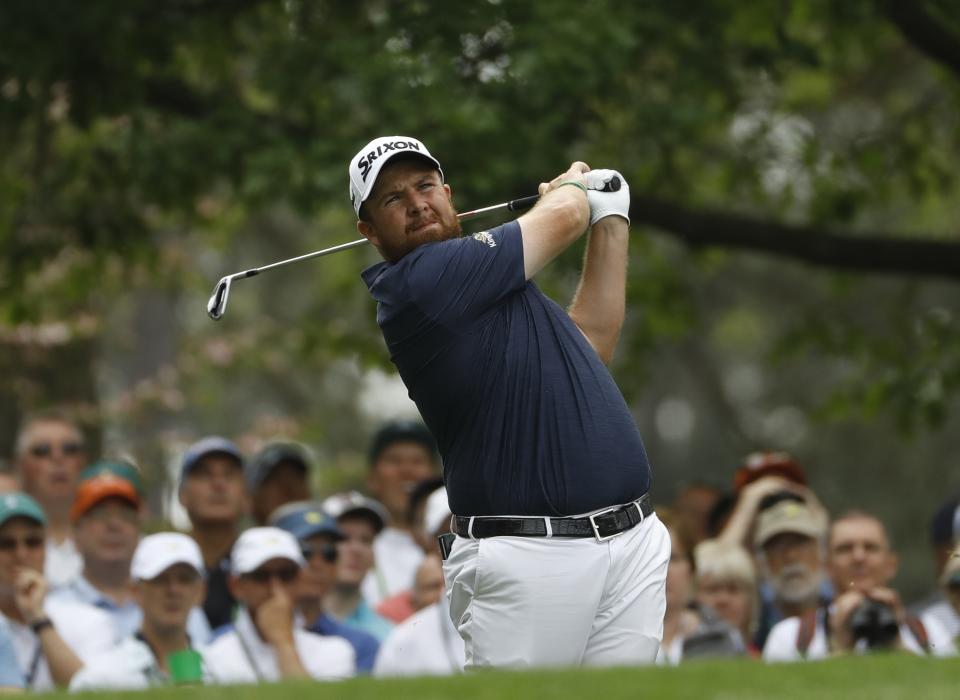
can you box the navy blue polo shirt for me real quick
[361,220,651,516]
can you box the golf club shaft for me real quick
[255,191,543,274]
[208,177,620,320]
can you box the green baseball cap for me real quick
[0,492,47,528]
[80,460,145,496]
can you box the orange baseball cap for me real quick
[70,473,140,522]
[733,451,807,492]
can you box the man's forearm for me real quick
[273,641,310,680]
[568,217,629,364]
[37,626,83,686]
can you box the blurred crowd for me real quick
[0,413,957,691]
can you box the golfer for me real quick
[350,136,669,668]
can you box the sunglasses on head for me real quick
[301,543,338,563]
[244,565,300,584]
[28,441,84,459]
[0,535,44,552]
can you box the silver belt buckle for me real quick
[588,505,621,542]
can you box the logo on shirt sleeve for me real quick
[471,231,497,248]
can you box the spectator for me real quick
[322,492,394,641]
[247,443,312,526]
[763,511,956,660]
[914,497,960,639]
[51,464,210,643]
[69,533,208,690]
[694,540,760,655]
[374,487,464,677]
[201,527,354,683]
[178,437,246,630]
[0,492,114,691]
[929,545,960,639]
[377,478,445,623]
[374,554,463,677]
[718,451,825,551]
[673,483,724,547]
[362,421,439,606]
[752,498,830,647]
[13,413,89,587]
[270,501,381,673]
[409,477,446,554]
[656,510,744,665]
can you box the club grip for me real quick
[506,175,621,213]
[602,176,621,192]
[507,194,540,211]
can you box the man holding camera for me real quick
[763,511,955,660]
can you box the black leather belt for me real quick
[453,494,653,542]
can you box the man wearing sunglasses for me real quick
[271,502,381,674]
[0,492,114,691]
[321,492,395,642]
[201,526,355,683]
[13,413,89,588]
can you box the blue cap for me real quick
[0,492,47,528]
[180,436,244,482]
[270,501,343,542]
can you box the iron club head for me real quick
[207,276,232,320]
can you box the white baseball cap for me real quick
[321,491,390,533]
[348,136,443,216]
[424,486,452,536]
[230,526,305,576]
[131,532,205,581]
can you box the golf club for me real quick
[207,177,620,320]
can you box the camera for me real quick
[849,600,899,649]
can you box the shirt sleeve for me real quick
[402,222,526,329]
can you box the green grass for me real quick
[57,655,960,700]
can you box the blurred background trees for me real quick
[2,0,958,595]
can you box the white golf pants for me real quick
[442,512,669,669]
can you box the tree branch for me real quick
[631,194,960,281]
[884,0,960,78]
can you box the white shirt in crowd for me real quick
[373,599,464,677]
[363,527,424,606]
[69,636,208,691]
[763,607,957,661]
[49,576,211,645]
[918,600,960,641]
[44,537,83,589]
[201,607,355,684]
[4,598,115,692]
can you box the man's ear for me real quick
[194,580,208,608]
[884,551,899,582]
[226,574,241,600]
[357,219,379,246]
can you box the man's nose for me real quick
[407,192,429,212]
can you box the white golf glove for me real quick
[583,169,630,225]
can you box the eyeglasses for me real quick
[243,565,300,584]
[0,536,45,552]
[28,441,85,459]
[301,543,338,563]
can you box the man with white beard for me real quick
[753,498,829,647]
